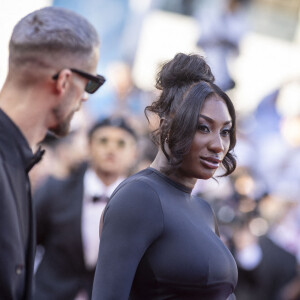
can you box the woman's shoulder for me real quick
[107,168,163,210]
[111,168,160,198]
[103,168,164,233]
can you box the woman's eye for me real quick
[198,124,210,133]
[221,129,231,136]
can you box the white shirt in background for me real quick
[81,168,124,269]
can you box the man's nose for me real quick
[81,91,89,102]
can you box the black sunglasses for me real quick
[52,68,106,94]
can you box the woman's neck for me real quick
[150,150,197,190]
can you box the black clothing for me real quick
[235,236,297,300]
[0,109,40,300]
[92,168,237,300]
[33,164,95,300]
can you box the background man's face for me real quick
[89,126,136,176]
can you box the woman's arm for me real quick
[92,180,164,300]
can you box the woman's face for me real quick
[178,94,232,180]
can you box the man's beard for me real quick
[49,110,75,137]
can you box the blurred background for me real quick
[1,0,300,299]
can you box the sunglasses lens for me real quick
[85,80,100,94]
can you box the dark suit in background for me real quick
[235,236,298,300]
[33,164,96,300]
[34,117,138,299]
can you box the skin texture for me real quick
[152,94,232,189]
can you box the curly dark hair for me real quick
[145,53,236,176]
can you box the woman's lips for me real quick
[200,157,221,169]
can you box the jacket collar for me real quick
[0,109,44,173]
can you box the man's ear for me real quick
[54,69,72,95]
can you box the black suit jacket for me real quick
[235,235,298,300]
[33,164,96,300]
[0,109,38,300]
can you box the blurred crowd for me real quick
[27,0,300,299]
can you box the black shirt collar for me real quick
[0,109,45,173]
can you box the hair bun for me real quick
[156,53,214,90]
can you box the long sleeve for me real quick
[92,179,164,300]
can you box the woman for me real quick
[92,53,238,300]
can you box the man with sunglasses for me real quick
[0,6,104,300]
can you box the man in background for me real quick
[34,117,137,300]
[0,6,104,299]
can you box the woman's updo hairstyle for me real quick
[145,53,236,176]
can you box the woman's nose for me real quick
[209,134,224,153]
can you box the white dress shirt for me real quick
[81,168,124,269]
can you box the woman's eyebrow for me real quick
[199,114,232,125]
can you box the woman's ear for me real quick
[159,117,165,128]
